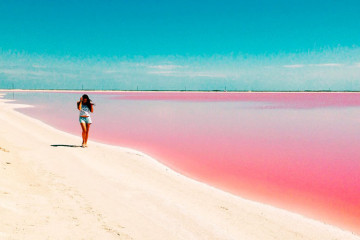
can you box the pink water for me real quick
[3,91,360,234]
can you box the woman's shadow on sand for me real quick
[51,144,82,148]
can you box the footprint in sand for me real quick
[0,147,9,152]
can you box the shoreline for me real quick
[1,89,360,93]
[0,95,359,239]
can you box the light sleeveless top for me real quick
[80,104,91,117]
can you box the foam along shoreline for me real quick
[0,95,359,240]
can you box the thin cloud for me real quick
[147,70,227,78]
[283,64,305,68]
[32,64,47,68]
[283,63,344,68]
[147,64,184,70]
[310,63,344,67]
[147,71,176,76]
[0,68,51,77]
[103,70,124,74]
[185,71,227,78]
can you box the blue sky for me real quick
[0,0,360,90]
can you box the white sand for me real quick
[0,95,359,240]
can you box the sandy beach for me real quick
[0,95,359,240]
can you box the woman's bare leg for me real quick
[85,123,91,146]
[80,123,87,147]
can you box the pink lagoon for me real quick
[2,90,360,234]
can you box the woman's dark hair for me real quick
[77,94,94,109]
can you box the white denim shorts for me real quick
[79,116,92,124]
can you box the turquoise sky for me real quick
[0,0,360,90]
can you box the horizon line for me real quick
[1,89,360,93]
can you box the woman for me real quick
[77,94,94,147]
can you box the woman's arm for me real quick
[77,97,82,110]
[90,103,94,113]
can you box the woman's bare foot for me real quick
[81,143,85,148]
